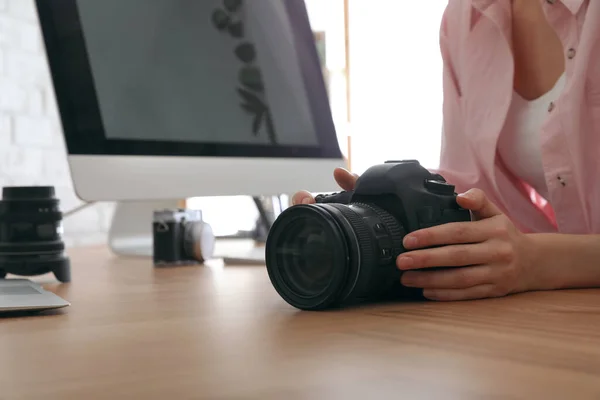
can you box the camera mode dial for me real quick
[424,179,455,195]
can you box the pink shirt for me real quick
[436,0,600,234]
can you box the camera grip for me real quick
[314,191,354,205]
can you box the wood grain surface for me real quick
[2,245,600,399]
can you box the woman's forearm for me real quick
[527,233,600,291]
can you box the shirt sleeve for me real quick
[428,8,478,195]
[430,8,501,208]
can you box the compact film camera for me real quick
[152,209,215,266]
[265,160,472,310]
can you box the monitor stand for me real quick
[108,200,181,257]
[107,197,286,264]
[217,195,283,265]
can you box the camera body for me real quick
[265,160,472,311]
[152,209,215,266]
[314,159,470,234]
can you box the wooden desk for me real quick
[2,246,600,399]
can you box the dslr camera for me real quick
[153,209,215,266]
[265,160,471,311]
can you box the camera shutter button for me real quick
[424,179,455,195]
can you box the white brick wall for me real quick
[0,0,114,247]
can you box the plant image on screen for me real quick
[211,0,278,145]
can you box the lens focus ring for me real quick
[327,204,375,261]
[326,204,377,297]
[356,203,406,256]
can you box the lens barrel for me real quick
[265,202,407,310]
[0,186,71,282]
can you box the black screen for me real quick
[35,0,342,159]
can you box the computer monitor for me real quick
[35,0,345,257]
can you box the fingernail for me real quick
[457,190,475,200]
[397,256,414,269]
[403,236,418,248]
[302,197,311,204]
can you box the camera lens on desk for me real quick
[0,186,71,282]
[265,202,406,311]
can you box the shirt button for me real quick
[548,102,555,112]
[567,48,576,59]
[557,175,566,187]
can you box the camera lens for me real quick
[266,206,350,310]
[265,202,407,310]
[274,215,337,296]
[0,186,70,282]
[182,219,215,263]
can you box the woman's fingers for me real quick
[402,217,501,250]
[291,190,314,205]
[401,264,496,289]
[292,168,359,206]
[397,238,512,270]
[333,168,359,191]
[422,284,502,301]
[456,188,503,220]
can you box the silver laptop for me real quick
[0,279,70,312]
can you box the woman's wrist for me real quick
[526,233,600,291]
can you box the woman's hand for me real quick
[397,188,538,301]
[291,168,359,205]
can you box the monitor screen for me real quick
[36,0,341,159]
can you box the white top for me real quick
[497,74,566,200]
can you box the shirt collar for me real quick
[471,0,495,11]
[471,0,584,15]
[561,0,585,14]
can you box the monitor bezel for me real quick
[35,0,343,159]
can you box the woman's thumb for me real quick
[333,168,359,191]
[456,188,502,220]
